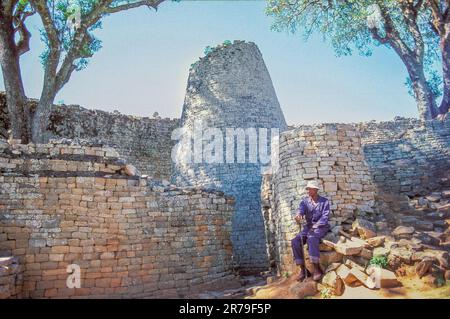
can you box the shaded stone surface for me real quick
[172,41,287,272]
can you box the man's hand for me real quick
[294,214,304,224]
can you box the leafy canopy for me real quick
[265,0,442,100]
[37,1,174,73]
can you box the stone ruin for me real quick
[0,141,236,298]
[0,40,449,298]
[262,123,377,272]
[172,41,287,272]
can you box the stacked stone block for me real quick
[173,41,287,273]
[0,92,179,179]
[0,257,23,299]
[263,124,376,273]
[359,116,450,197]
[0,139,235,298]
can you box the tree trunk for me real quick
[31,82,56,143]
[405,59,439,120]
[0,16,31,143]
[439,33,450,115]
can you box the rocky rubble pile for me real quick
[287,195,450,298]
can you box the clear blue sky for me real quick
[1,0,420,125]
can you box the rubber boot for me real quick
[296,265,307,282]
[312,263,323,281]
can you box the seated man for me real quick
[291,180,331,281]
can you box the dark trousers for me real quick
[291,226,329,264]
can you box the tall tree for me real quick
[266,0,449,120]
[0,0,35,143]
[0,0,166,143]
[428,0,450,114]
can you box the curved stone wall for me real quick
[172,41,287,272]
[0,140,236,298]
[265,123,376,272]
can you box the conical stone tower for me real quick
[172,41,287,273]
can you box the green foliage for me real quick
[320,287,332,299]
[436,276,446,287]
[17,0,30,11]
[265,0,443,103]
[190,61,198,69]
[203,40,235,58]
[266,0,374,56]
[284,271,290,278]
[38,1,106,70]
[204,45,214,56]
[369,255,388,268]
[405,70,443,100]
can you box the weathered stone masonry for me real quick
[359,117,450,197]
[0,140,235,298]
[262,123,376,273]
[0,256,23,299]
[172,41,287,273]
[0,92,180,180]
[262,116,450,274]
[0,40,449,287]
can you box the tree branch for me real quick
[427,0,445,36]
[29,0,59,47]
[414,0,425,16]
[54,31,94,91]
[53,0,166,91]
[13,6,35,56]
[14,22,31,55]
[444,1,450,23]
[105,0,165,14]
[376,0,414,58]
[399,0,425,58]
[369,27,389,44]
[53,0,165,92]
[29,0,62,79]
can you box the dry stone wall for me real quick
[0,256,23,299]
[172,41,287,273]
[0,139,235,298]
[358,116,450,198]
[1,39,449,282]
[262,123,376,273]
[0,92,179,180]
[262,116,450,274]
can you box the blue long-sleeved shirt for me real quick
[296,196,331,229]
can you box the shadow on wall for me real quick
[361,117,450,202]
[0,141,237,298]
[0,91,180,180]
[263,123,376,274]
[172,41,288,274]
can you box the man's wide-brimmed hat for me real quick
[305,180,320,190]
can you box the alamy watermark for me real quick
[366,4,383,29]
[171,120,281,174]
[66,0,82,31]
[66,263,81,289]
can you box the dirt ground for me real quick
[246,273,450,299]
